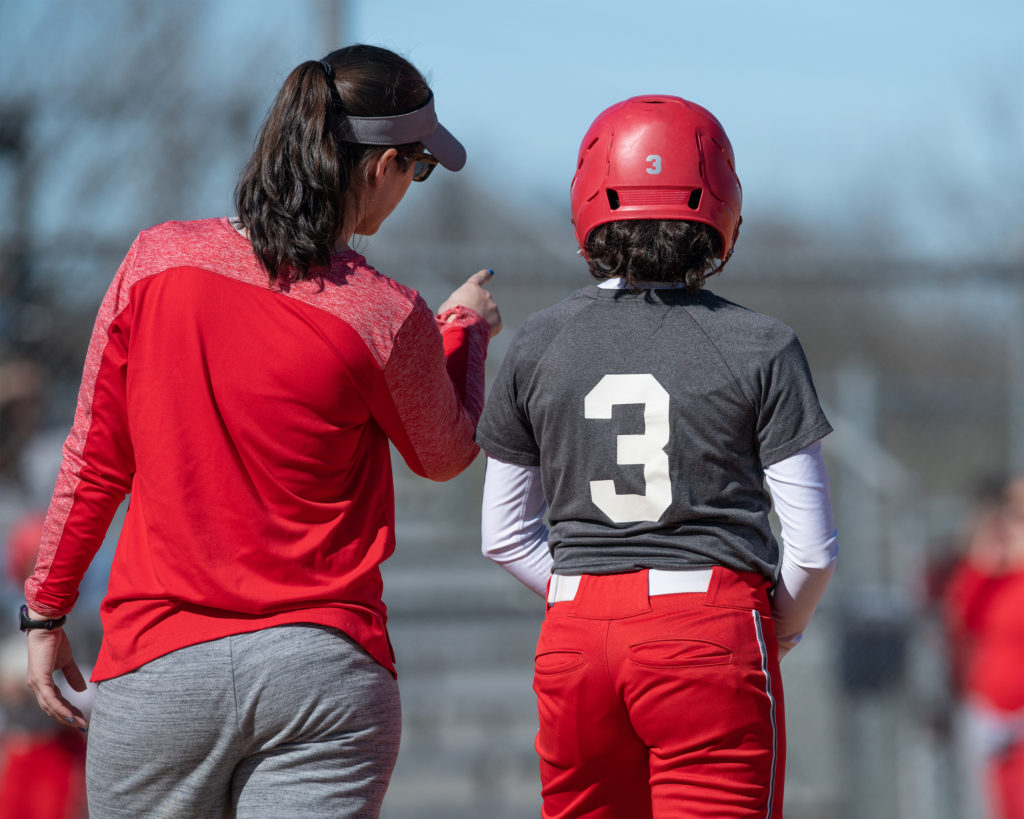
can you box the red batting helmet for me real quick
[570,95,742,260]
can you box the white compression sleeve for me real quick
[480,455,553,597]
[764,440,838,657]
[480,445,838,634]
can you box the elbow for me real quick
[481,537,512,566]
[480,522,504,564]
[788,533,839,571]
[806,548,838,572]
[481,543,501,566]
[820,536,839,569]
[419,444,481,482]
[480,528,518,566]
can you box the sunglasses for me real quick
[400,149,439,182]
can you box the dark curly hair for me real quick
[235,44,429,284]
[584,220,728,292]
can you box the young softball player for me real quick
[22,44,500,818]
[476,95,837,818]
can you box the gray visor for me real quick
[339,93,466,171]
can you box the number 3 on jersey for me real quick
[584,373,672,523]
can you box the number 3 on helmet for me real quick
[570,95,742,261]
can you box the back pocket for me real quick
[628,639,733,668]
[534,650,586,675]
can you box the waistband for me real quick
[547,568,714,604]
[545,567,772,620]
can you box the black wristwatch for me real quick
[19,604,67,632]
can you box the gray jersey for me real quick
[475,285,832,579]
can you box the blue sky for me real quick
[348,0,1024,259]
[1,0,1021,261]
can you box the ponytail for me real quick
[235,45,430,284]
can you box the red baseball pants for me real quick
[991,738,1024,819]
[534,567,785,819]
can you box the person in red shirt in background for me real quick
[946,476,1024,819]
[1,512,88,819]
[20,43,500,819]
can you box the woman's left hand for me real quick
[26,620,89,730]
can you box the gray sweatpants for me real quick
[86,625,401,818]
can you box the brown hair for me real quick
[235,44,430,284]
[584,220,727,292]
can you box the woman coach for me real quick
[21,43,500,818]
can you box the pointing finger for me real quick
[467,269,494,286]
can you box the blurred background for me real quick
[1,1,1023,817]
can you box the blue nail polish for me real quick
[487,269,494,275]
[66,717,73,724]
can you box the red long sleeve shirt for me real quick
[946,562,1024,712]
[25,218,489,680]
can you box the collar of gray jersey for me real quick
[338,93,466,172]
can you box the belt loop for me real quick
[648,568,714,596]
[546,574,557,606]
[703,566,724,606]
[547,574,582,605]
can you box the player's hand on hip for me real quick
[26,621,89,730]
[439,269,502,338]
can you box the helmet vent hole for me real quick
[688,189,703,209]
[607,189,621,210]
